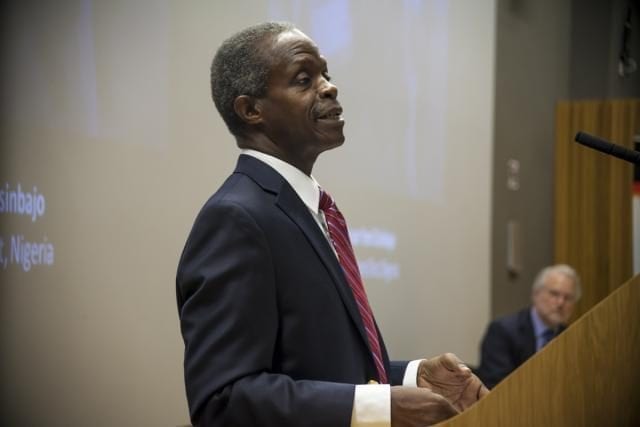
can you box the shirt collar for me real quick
[241,149,321,214]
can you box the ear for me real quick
[233,95,264,126]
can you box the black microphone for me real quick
[574,132,640,165]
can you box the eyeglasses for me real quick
[544,287,576,303]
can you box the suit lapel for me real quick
[520,308,537,358]
[234,155,372,354]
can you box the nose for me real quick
[319,78,338,99]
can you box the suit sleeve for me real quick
[176,200,354,426]
[389,361,410,385]
[476,321,517,389]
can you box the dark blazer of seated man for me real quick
[476,264,581,389]
[176,22,487,427]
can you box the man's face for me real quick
[256,30,345,171]
[532,272,577,327]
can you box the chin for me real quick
[320,137,345,152]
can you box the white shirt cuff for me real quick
[350,360,424,426]
[351,384,390,427]
[402,359,424,387]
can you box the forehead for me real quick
[267,29,326,70]
[544,272,575,292]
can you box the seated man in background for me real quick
[476,264,581,389]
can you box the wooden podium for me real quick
[437,274,640,426]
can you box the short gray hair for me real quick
[210,22,295,136]
[532,264,582,301]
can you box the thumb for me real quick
[440,353,470,374]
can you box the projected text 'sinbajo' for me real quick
[0,182,55,272]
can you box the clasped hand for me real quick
[391,353,489,426]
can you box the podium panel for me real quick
[437,275,640,426]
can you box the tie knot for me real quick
[318,188,335,213]
[542,328,555,346]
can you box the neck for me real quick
[237,134,317,175]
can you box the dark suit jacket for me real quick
[177,155,407,426]
[475,307,565,389]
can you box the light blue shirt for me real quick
[530,307,554,351]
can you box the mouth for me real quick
[315,106,344,121]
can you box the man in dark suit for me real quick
[176,22,487,426]
[476,264,581,389]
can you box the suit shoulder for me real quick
[204,172,278,213]
[489,308,529,335]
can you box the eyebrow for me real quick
[288,55,328,71]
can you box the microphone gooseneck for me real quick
[574,132,640,165]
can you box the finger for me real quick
[457,363,471,373]
[477,384,490,398]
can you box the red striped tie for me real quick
[319,189,388,384]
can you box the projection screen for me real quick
[0,1,495,425]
